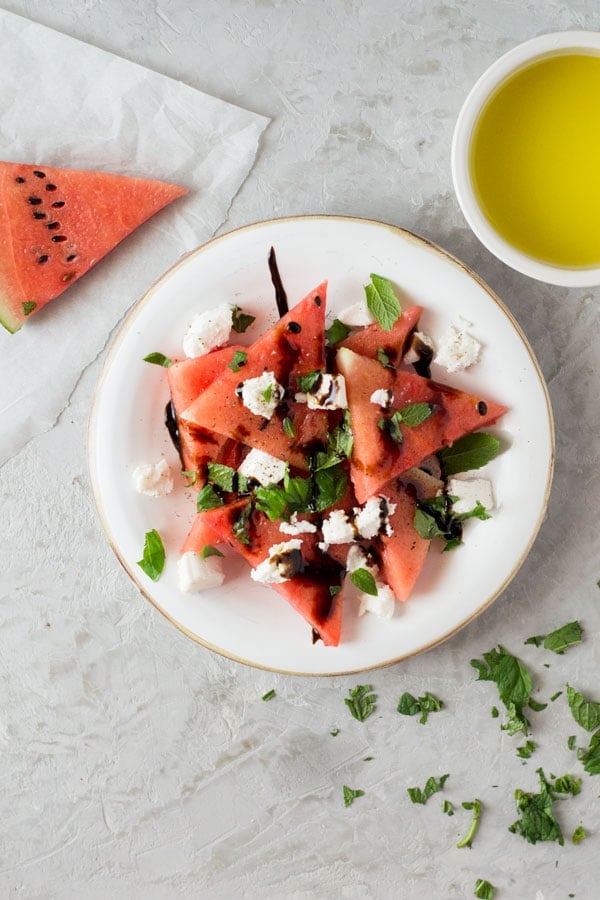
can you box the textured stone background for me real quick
[1,1,600,897]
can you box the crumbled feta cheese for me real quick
[434,325,481,373]
[358,582,396,620]
[279,513,318,536]
[318,540,330,554]
[337,298,376,327]
[321,509,356,545]
[345,543,379,575]
[240,371,283,418]
[183,304,233,358]
[239,448,287,486]
[353,496,397,539]
[404,331,435,365]
[302,373,348,410]
[177,551,225,592]
[447,477,494,515]
[370,388,394,410]
[132,459,174,497]
[250,540,304,584]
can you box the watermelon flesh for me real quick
[376,482,430,601]
[339,305,423,362]
[0,161,187,332]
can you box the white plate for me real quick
[88,216,554,675]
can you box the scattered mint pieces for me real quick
[231,305,255,333]
[516,740,537,759]
[415,494,490,551]
[329,585,342,597]
[207,462,236,492]
[136,529,165,581]
[407,774,449,805]
[524,634,544,647]
[568,735,577,751]
[442,799,455,816]
[143,351,172,367]
[262,689,276,701]
[297,369,323,392]
[376,347,394,369]
[572,825,587,845]
[330,727,340,737]
[228,350,247,372]
[578,730,600,775]
[438,433,500,476]
[181,470,197,486]
[200,545,224,559]
[345,684,377,722]
[544,621,583,653]
[22,301,36,316]
[457,799,481,849]
[343,785,365,807]
[550,690,563,702]
[509,768,565,845]
[349,568,378,596]
[282,416,295,437]
[397,691,444,725]
[326,318,351,345]
[474,879,495,899]
[313,463,348,512]
[567,684,600,731]
[491,706,499,718]
[364,273,401,331]
[471,646,536,736]
[196,484,223,512]
[262,383,273,404]
[232,501,252,545]
[378,403,436,444]
[552,774,581,796]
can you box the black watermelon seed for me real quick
[46,222,60,230]
[314,295,322,307]
[477,401,488,415]
[33,170,46,178]
[51,235,67,243]
[28,197,42,205]
[33,212,46,220]
[45,183,57,192]
[51,201,65,208]
[15,176,25,183]
[287,321,302,333]
[37,255,49,263]
[65,254,77,262]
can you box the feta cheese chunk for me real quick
[447,477,494,515]
[353,496,397,539]
[240,371,283,419]
[250,540,304,584]
[337,298,376,327]
[321,509,356,545]
[177,551,225,593]
[345,543,379,576]
[183,304,232,358]
[370,388,394,410]
[404,331,435,365]
[239,448,287,486]
[434,325,481,373]
[132,459,174,497]
[279,513,318,536]
[303,373,348,410]
[358,582,396,620]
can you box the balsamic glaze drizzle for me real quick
[268,246,288,318]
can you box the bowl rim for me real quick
[452,30,600,287]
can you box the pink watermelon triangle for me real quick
[339,304,423,362]
[336,346,507,503]
[181,283,329,470]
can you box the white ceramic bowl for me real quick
[452,31,600,287]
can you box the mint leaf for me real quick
[508,768,564,845]
[231,305,255,333]
[262,383,273,404]
[376,347,395,369]
[207,462,236,492]
[228,350,247,373]
[196,484,223,512]
[543,621,583,654]
[313,463,348,512]
[407,774,449,805]
[282,416,295,437]
[232,501,252,544]
[261,689,276,701]
[254,484,289,521]
[516,740,537,759]
[438,433,500,476]
[297,369,323,392]
[567,684,600,731]
[378,411,404,444]
[326,318,351,345]
[349,568,378,596]
[552,774,581,796]
[200,544,224,559]
[143,351,172,367]
[181,469,198,486]
[474,879,495,899]
[567,735,577,751]
[136,529,166,581]
[578,729,600,775]
[343,785,365,807]
[397,691,443,725]
[572,825,587,845]
[457,799,482,849]
[364,274,401,330]
[330,727,340,737]
[442,799,455,816]
[524,634,544,647]
[550,690,563,702]
[397,402,436,427]
[470,646,534,736]
[22,301,36,316]
[345,684,377,722]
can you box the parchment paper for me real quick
[0,9,269,466]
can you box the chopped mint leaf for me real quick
[262,689,276,701]
[552,774,581,796]
[471,645,534,736]
[491,706,499,718]
[329,585,342,597]
[262,383,273,404]
[544,620,583,654]
[136,529,165,581]
[572,825,587,845]
[345,684,377,722]
[313,463,348,512]
[297,369,323,392]
[207,462,236,492]
[438,433,500,476]
[378,410,403,444]
[397,691,443,725]
[524,634,544,647]
[181,469,198,486]
[457,799,481,849]
[282,416,295,437]
[22,301,36,316]
[327,410,354,460]
[509,768,565,845]
[196,484,223,513]
[442,799,455,816]
[517,740,537,759]
[568,735,577,751]
[528,697,548,713]
[232,501,252,545]
[143,351,172,367]
[343,785,365,807]
[326,318,351,345]
[363,756,374,761]
[364,273,401,331]
[330,727,340,737]
[349,568,378,596]
[414,493,486,551]
[376,347,394,369]
[578,729,600,775]
[550,691,563,702]
[228,350,247,372]
[567,684,600,731]
[200,544,224,559]
[474,879,495,899]
[231,305,255,333]
[254,483,289,521]
[397,402,436,427]
[407,774,449,805]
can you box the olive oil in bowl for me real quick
[470,52,600,268]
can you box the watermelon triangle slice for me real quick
[0,161,187,332]
[376,481,430,601]
[336,347,507,503]
[181,284,330,470]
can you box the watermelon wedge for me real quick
[0,161,187,332]
[181,284,330,470]
[339,305,423,362]
[376,482,430,601]
[336,346,507,503]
